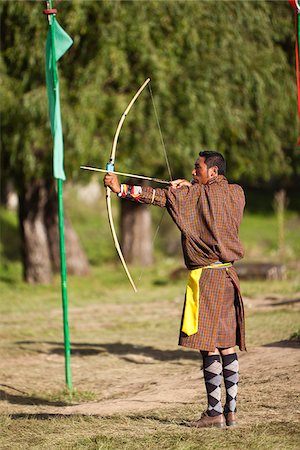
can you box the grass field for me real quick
[0,185,300,449]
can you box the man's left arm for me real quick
[104,172,168,208]
[104,173,193,209]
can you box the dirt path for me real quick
[62,344,300,422]
[1,295,299,426]
[1,343,299,426]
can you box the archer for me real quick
[104,150,246,428]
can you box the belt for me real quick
[181,262,232,336]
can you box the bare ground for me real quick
[1,295,299,428]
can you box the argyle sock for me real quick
[202,354,223,417]
[222,353,239,413]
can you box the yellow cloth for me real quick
[181,262,232,336]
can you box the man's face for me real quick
[192,157,218,185]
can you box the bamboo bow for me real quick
[105,78,151,292]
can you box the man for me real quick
[104,151,246,428]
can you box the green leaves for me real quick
[1,0,298,188]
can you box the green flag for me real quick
[45,18,73,180]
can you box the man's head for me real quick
[192,151,226,185]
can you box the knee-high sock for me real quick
[222,353,239,413]
[202,354,223,417]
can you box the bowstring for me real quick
[137,81,172,285]
[148,82,173,181]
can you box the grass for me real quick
[240,211,300,263]
[0,257,299,350]
[241,276,300,298]
[1,414,299,450]
[0,186,300,449]
[246,309,300,346]
[290,329,300,340]
[35,389,97,404]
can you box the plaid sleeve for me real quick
[118,183,202,225]
[165,184,202,230]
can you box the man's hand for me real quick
[104,173,121,194]
[170,179,193,189]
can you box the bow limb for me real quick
[106,188,137,292]
[109,78,151,166]
[106,78,151,293]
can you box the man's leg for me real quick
[188,349,225,428]
[203,350,223,417]
[220,347,239,426]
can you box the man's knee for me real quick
[219,347,235,356]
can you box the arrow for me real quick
[80,165,170,185]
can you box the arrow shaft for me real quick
[80,166,170,185]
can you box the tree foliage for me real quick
[1,0,298,188]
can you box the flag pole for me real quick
[57,178,72,390]
[44,0,72,390]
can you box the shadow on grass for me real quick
[15,340,200,362]
[266,298,300,306]
[9,412,183,427]
[9,413,97,420]
[253,298,300,310]
[263,339,300,349]
[0,389,69,407]
[9,413,180,425]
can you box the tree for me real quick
[1,1,298,277]
[1,2,89,282]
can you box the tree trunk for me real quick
[45,181,89,276]
[19,178,89,284]
[120,200,153,266]
[19,179,53,283]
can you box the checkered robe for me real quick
[122,175,246,352]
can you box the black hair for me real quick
[199,151,226,176]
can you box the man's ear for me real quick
[208,166,218,178]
